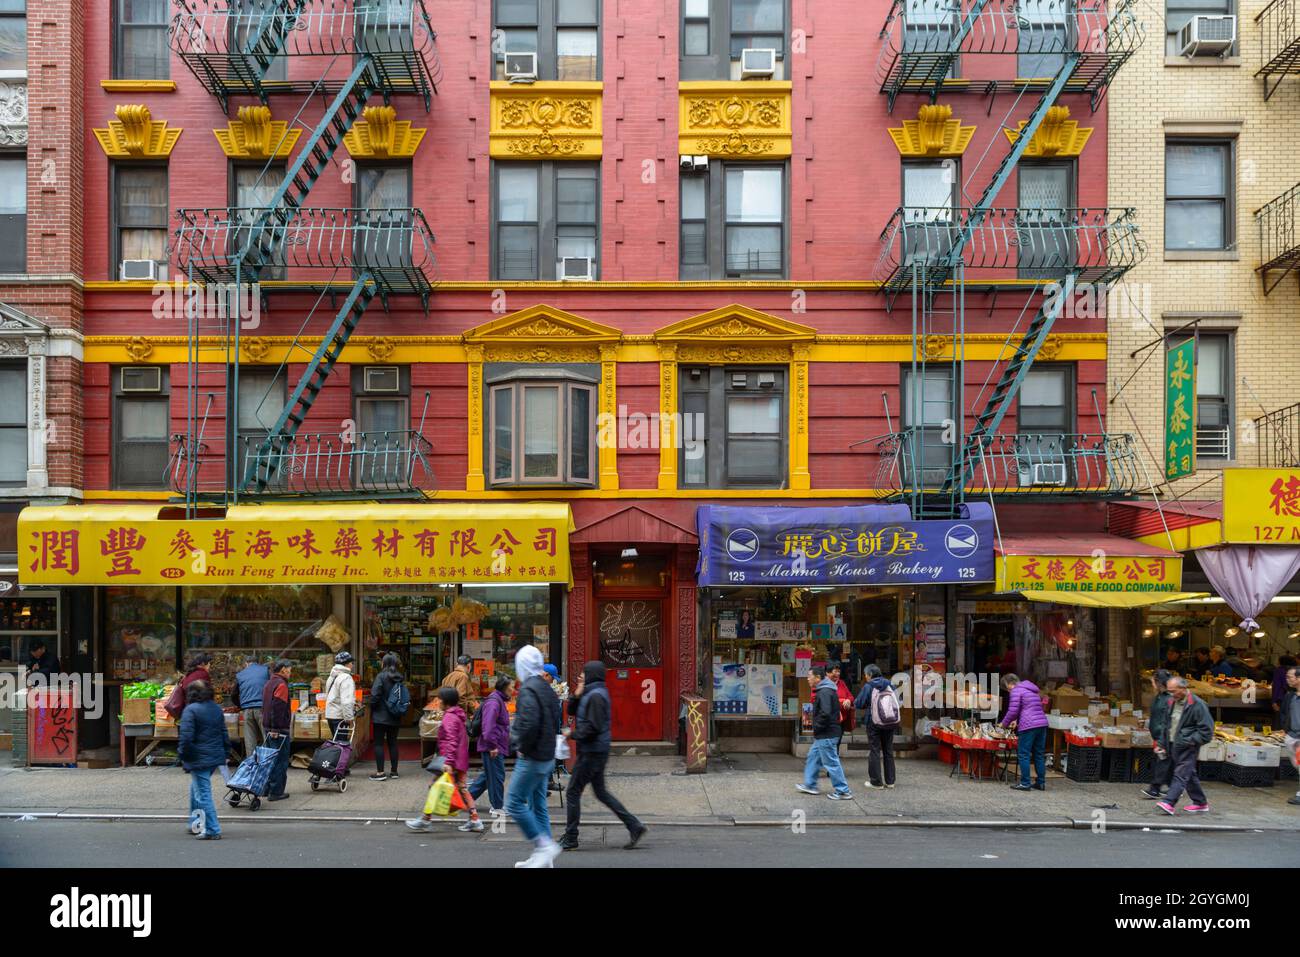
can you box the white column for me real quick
[26,349,48,491]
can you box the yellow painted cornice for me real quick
[464,304,623,346]
[489,81,603,160]
[99,80,177,93]
[1003,106,1093,158]
[342,106,427,160]
[82,278,1067,292]
[214,105,302,160]
[655,303,816,345]
[94,104,182,159]
[888,104,975,158]
[679,80,792,159]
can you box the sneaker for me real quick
[885,784,896,789]
[388,771,400,779]
[368,772,389,782]
[827,791,855,801]
[795,784,820,795]
[1032,782,1046,791]
[458,819,486,833]
[1287,796,1300,806]
[624,825,647,850]
[559,834,579,850]
[863,781,884,790]
[1156,801,1176,816]
[1009,784,1032,792]
[196,833,222,841]
[521,841,562,868]
[1139,787,1162,799]
[1182,804,1210,814]
[404,818,434,833]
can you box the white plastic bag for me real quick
[555,733,571,760]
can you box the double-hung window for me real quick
[113,366,171,490]
[1016,366,1073,484]
[0,362,26,485]
[1018,161,1074,278]
[114,0,170,80]
[679,366,786,489]
[1018,0,1076,79]
[901,366,956,487]
[681,0,787,80]
[356,163,414,270]
[113,165,169,280]
[902,0,959,76]
[232,164,286,279]
[493,162,598,280]
[0,154,25,274]
[1194,334,1233,459]
[354,366,411,488]
[488,369,596,487]
[232,367,286,488]
[229,0,288,81]
[902,161,956,266]
[493,0,599,81]
[1165,140,1233,252]
[356,0,414,54]
[680,163,786,279]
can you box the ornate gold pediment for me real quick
[655,304,815,355]
[888,104,975,158]
[678,81,792,159]
[343,106,427,159]
[464,305,622,362]
[1003,106,1093,158]
[94,105,183,158]
[214,106,301,160]
[490,82,603,160]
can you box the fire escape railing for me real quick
[1257,0,1300,100]
[1256,403,1300,468]
[1256,183,1300,295]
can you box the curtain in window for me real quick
[0,364,26,483]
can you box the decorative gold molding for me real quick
[657,343,679,491]
[888,104,975,158]
[241,337,271,362]
[490,81,603,160]
[654,303,816,356]
[790,343,811,490]
[466,343,486,491]
[214,106,301,160]
[922,335,951,360]
[1037,334,1064,360]
[342,106,427,160]
[367,337,396,362]
[94,105,183,158]
[124,336,153,362]
[678,81,792,159]
[464,304,622,363]
[598,343,619,491]
[99,80,177,93]
[1003,106,1093,158]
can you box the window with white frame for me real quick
[488,369,596,487]
[1194,333,1233,459]
[0,362,26,485]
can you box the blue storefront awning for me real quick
[696,503,995,587]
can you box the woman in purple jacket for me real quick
[1001,673,1049,792]
[468,676,515,815]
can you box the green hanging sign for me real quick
[1164,338,1196,482]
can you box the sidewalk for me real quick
[2,752,1297,831]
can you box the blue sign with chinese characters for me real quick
[696,503,995,587]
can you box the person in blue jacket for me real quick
[179,680,230,840]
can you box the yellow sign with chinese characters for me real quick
[18,504,574,586]
[1223,468,1300,544]
[996,554,1184,596]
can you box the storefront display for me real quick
[962,599,1097,690]
[462,584,552,667]
[359,585,456,693]
[106,587,177,681]
[0,591,59,665]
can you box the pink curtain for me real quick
[1194,545,1300,631]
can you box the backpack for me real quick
[385,679,411,718]
[870,682,901,728]
[467,704,484,741]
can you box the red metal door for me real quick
[606,667,664,741]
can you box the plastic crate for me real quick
[1278,761,1298,781]
[1198,760,1225,782]
[1066,743,1103,783]
[1132,749,1154,784]
[1225,763,1276,788]
[1102,748,1133,783]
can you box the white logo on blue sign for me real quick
[944,524,980,559]
[725,528,761,563]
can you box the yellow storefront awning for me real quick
[1019,591,1210,610]
[18,503,575,587]
[994,532,1188,608]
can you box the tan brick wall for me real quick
[1107,1,1300,501]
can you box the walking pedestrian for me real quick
[1001,673,1049,791]
[468,675,514,814]
[369,653,408,781]
[1157,675,1214,815]
[162,653,212,721]
[232,654,270,756]
[323,651,356,736]
[559,661,647,852]
[178,680,228,840]
[504,644,563,868]
[796,666,854,800]
[261,659,293,802]
[1282,664,1300,808]
[405,687,483,834]
[854,664,900,790]
[1140,669,1174,800]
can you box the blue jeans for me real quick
[189,767,221,836]
[266,731,290,797]
[505,757,553,842]
[803,738,851,794]
[1016,725,1047,786]
[469,752,506,810]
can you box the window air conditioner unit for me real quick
[693,154,709,171]
[364,366,401,393]
[120,259,160,281]
[1018,462,1068,487]
[1179,15,1236,57]
[681,154,710,173]
[740,47,777,78]
[559,256,594,281]
[120,366,163,393]
[504,51,538,81]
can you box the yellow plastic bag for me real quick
[422,772,456,817]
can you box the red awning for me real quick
[996,532,1181,559]
[570,503,699,545]
[1107,499,1221,541]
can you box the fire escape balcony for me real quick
[170,428,436,500]
[875,205,1146,296]
[1255,183,1300,295]
[173,205,436,299]
[1257,0,1300,99]
[1255,403,1300,468]
[171,0,442,110]
[876,0,1144,110]
[874,429,1141,499]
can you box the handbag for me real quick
[424,754,445,774]
[162,681,187,719]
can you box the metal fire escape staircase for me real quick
[871,0,1146,519]
[168,1,440,508]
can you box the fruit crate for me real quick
[1102,748,1132,783]
[1197,760,1225,782]
[1131,749,1154,784]
[1225,763,1275,788]
[1065,743,1103,783]
[1279,761,1298,781]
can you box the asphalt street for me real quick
[3,818,1299,868]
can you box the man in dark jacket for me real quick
[797,666,853,799]
[179,680,229,840]
[1283,664,1300,807]
[854,664,899,789]
[232,655,270,755]
[559,661,647,852]
[25,640,59,685]
[504,645,563,867]
[1141,669,1174,799]
[1158,676,1214,815]
[261,659,293,802]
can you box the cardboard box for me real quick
[1048,714,1088,731]
[1049,687,1091,715]
[123,698,153,725]
[223,712,241,737]
[154,724,178,739]
[1116,715,1144,730]
[0,733,11,751]
[1099,728,1133,749]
